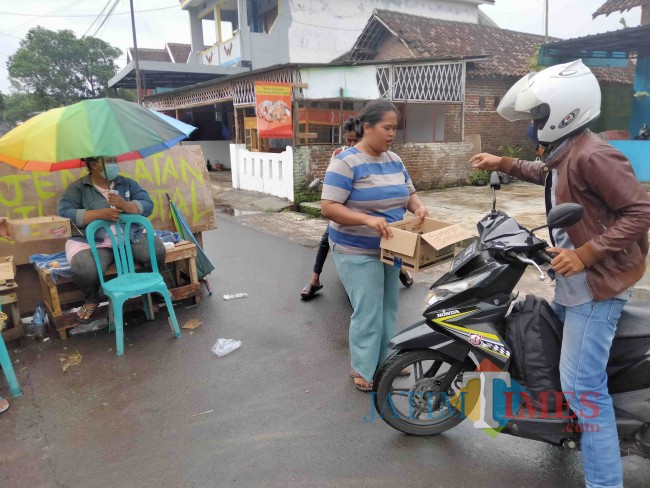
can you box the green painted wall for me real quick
[591,85,634,133]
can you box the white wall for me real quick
[181,141,233,169]
[248,0,483,70]
[230,144,294,200]
[300,66,380,100]
[286,0,481,65]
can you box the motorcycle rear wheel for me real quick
[373,350,474,436]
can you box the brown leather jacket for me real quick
[498,130,650,301]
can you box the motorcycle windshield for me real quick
[478,211,546,251]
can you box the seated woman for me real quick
[58,157,165,324]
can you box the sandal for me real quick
[350,371,373,392]
[76,304,97,324]
[399,270,414,288]
[300,283,323,300]
[0,397,8,414]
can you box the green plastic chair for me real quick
[85,214,181,356]
[0,312,22,397]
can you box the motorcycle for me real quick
[372,172,650,459]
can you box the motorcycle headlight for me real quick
[421,270,492,311]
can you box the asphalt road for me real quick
[1,216,649,488]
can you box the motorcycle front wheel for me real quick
[373,350,474,436]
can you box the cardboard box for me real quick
[380,217,474,271]
[0,255,16,282]
[7,216,71,243]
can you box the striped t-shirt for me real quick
[322,147,415,255]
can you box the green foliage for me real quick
[293,192,323,217]
[7,27,122,111]
[293,192,322,206]
[498,144,523,158]
[298,205,323,218]
[1,92,41,124]
[467,169,490,186]
[529,45,543,72]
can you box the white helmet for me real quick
[497,60,601,145]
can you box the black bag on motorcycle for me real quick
[505,295,564,409]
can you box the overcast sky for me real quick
[0,0,642,94]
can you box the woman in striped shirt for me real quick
[321,99,428,392]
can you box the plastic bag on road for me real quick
[211,338,242,356]
[223,293,248,301]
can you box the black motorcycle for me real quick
[372,172,650,459]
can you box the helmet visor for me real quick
[497,72,539,122]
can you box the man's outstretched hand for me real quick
[469,153,501,171]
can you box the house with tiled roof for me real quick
[112,0,497,94]
[340,9,635,154]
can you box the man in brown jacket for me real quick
[471,60,650,488]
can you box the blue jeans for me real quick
[332,249,400,383]
[553,298,627,488]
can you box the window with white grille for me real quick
[377,63,464,103]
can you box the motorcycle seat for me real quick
[615,301,650,339]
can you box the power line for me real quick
[0,5,178,17]
[139,10,156,45]
[6,0,80,36]
[83,0,116,38]
[89,0,121,38]
[84,0,120,37]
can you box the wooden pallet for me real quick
[0,281,24,342]
[36,241,201,339]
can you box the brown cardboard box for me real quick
[7,216,71,243]
[380,217,474,271]
[0,255,16,282]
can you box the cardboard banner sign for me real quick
[255,81,293,138]
[0,145,216,264]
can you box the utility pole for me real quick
[129,0,143,104]
[544,0,549,43]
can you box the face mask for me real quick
[526,123,539,144]
[103,162,120,180]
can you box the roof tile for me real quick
[592,0,650,18]
[370,10,633,84]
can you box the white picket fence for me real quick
[229,144,294,201]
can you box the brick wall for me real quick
[374,32,411,61]
[293,141,476,193]
[465,76,533,156]
[444,104,463,142]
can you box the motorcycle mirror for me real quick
[489,171,501,190]
[547,202,584,228]
[529,202,584,234]
[307,178,322,191]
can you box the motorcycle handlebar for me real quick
[537,250,554,265]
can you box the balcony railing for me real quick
[199,33,242,67]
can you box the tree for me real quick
[1,92,41,124]
[7,27,122,109]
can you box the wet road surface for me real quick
[1,217,649,488]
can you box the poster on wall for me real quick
[255,81,293,138]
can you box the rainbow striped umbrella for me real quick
[0,98,188,171]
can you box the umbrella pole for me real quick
[202,278,213,296]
